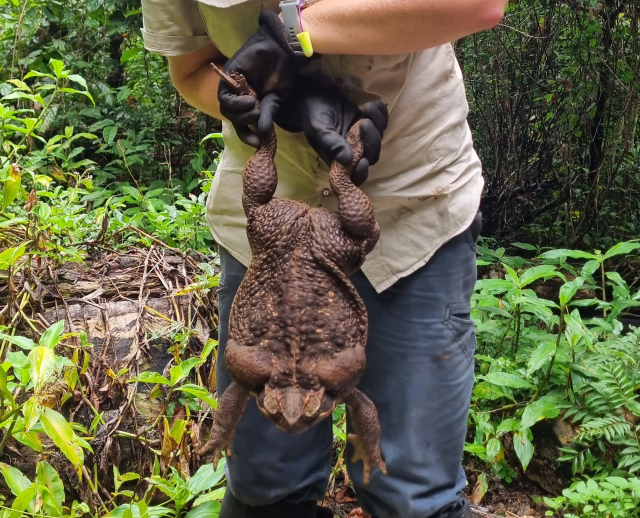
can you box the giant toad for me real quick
[199,68,386,484]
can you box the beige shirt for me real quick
[141,0,484,292]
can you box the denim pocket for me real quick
[443,302,476,365]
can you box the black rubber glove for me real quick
[273,77,389,186]
[218,10,310,148]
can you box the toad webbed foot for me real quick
[196,382,250,470]
[344,389,387,485]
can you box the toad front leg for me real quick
[344,389,387,485]
[197,382,250,469]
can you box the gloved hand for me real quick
[219,10,310,147]
[272,77,389,186]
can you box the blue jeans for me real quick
[216,214,480,518]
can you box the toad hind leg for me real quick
[197,382,250,470]
[344,389,387,485]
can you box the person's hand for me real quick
[219,10,310,147]
[272,77,389,186]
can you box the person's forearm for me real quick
[168,44,225,120]
[301,0,507,55]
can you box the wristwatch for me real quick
[279,0,321,57]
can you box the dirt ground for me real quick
[320,467,548,518]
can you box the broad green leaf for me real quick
[603,241,640,260]
[107,504,172,518]
[67,74,88,89]
[130,371,170,385]
[473,381,515,402]
[486,437,501,459]
[0,242,27,269]
[0,463,32,496]
[483,372,534,389]
[184,501,221,518]
[513,430,534,471]
[512,242,537,251]
[10,485,36,518]
[539,249,597,261]
[172,357,205,385]
[120,48,142,64]
[178,384,218,409]
[474,278,514,294]
[59,87,95,105]
[13,425,44,452]
[49,59,66,78]
[40,407,84,474]
[0,332,35,350]
[2,164,21,211]
[559,277,585,307]
[39,320,65,348]
[581,260,600,278]
[36,461,65,514]
[496,418,519,434]
[200,132,223,145]
[526,341,556,376]
[192,488,226,507]
[23,70,55,80]
[188,459,227,495]
[520,398,561,430]
[503,263,519,285]
[0,366,15,406]
[605,271,627,288]
[23,397,41,431]
[519,265,560,287]
[28,346,56,391]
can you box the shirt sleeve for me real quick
[141,0,212,56]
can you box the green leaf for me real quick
[559,277,585,307]
[28,345,57,392]
[177,384,217,409]
[0,366,15,406]
[23,397,41,432]
[103,125,118,145]
[483,372,534,389]
[519,265,561,287]
[184,501,221,518]
[192,488,227,507]
[0,332,35,350]
[0,463,32,496]
[473,381,515,402]
[120,48,142,64]
[486,437,501,460]
[40,407,84,474]
[39,320,65,348]
[539,249,598,261]
[49,59,67,79]
[36,461,65,514]
[200,132,224,145]
[130,371,170,385]
[513,430,534,471]
[2,164,21,211]
[581,260,600,278]
[67,74,88,89]
[526,341,556,376]
[512,242,537,251]
[172,357,205,385]
[520,398,561,430]
[59,87,95,105]
[10,485,36,518]
[188,459,227,495]
[603,241,640,260]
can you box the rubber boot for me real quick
[219,489,334,518]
